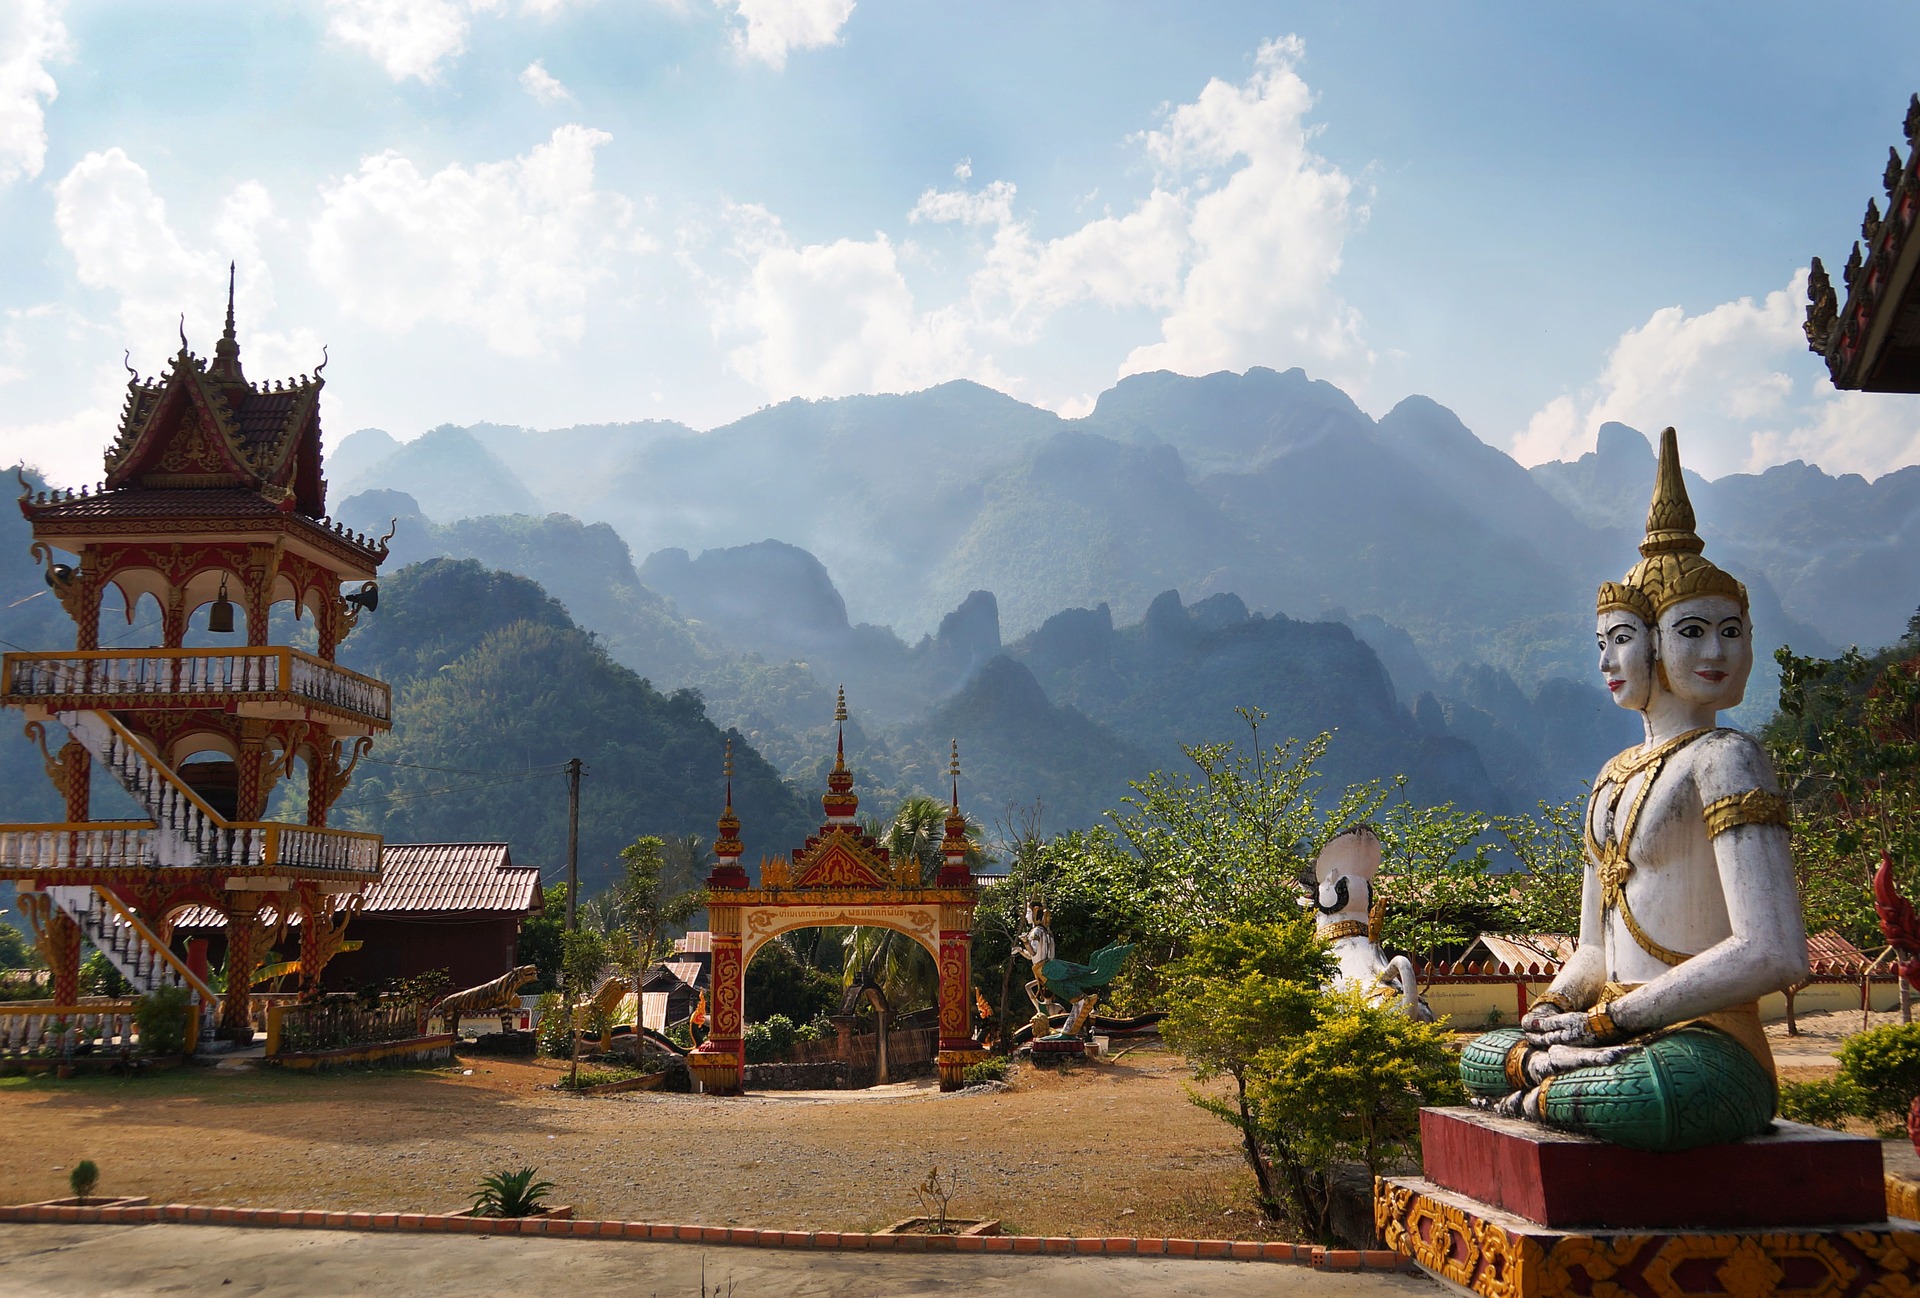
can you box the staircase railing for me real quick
[3,647,390,724]
[52,712,381,876]
[88,887,220,1005]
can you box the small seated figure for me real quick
[1310,826,1432,1020]
[1459,428,1807,1152]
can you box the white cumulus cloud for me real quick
[1122,36,1365,379]
[1512,271,1920,480]
[711,203,976,397]
[309,125,645,357]
[520,59,574,104]
[324,0,499,83]
[703,35,1365,408]
[0,0,68,187]
[717,0,854,69]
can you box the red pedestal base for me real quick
[1419,1107,1885,1230]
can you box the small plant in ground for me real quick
[1838,1023,1920,1133]
[915,1165,957,1234]
[469,1166,556,1218]
[68,1160,99,1202]
[961,1056,1009,1086]
[1779,1077,1864,1131]
[133,985,193,1056]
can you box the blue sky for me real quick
[4,1,1919,487]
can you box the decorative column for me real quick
[293,884,363,999]
[934,744,988,1090]
[242,544,276,648]
[19,893,85,1007]
[936,906,986,1091]
[688,746,748,1094]
[234,720,271,821]
[161,585,187,648]
[690,903,745,1095]
[306,737,369,828]
[221,894,275,1041]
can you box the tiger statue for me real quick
[430,964,540,1036]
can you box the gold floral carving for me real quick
[793,841,887,889]
[1377,1177,1920,1298]
[1886,1175,1920,1222]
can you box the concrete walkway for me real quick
[0,1223,1434,1297]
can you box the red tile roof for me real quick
[174,842,542,926]
[1807,929,1871,973]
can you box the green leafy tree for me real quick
[1158,920,1333,1223]
[745,936,839,1025]
[1371,800,1503,963]
[1768,629,1920,947]
[1249,990,1462,1237]
[1109,716,1383,968]
[0,919,39,969]
[609,835,706,974]
[1495,797,1587,937]
[517,885,567,992]
[560,928,609,1088]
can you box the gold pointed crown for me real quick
[1618,427,1747,618]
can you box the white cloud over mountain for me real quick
[715,34,1365,407]
[309,124,646,356]
[1513,271,1920,480]
[0,0,67,186]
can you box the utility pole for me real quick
[565,757,583,931]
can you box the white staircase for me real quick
[38,883,218,1040]
[65,711,246,870]
[44,885,195,996]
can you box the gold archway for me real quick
[688,713,987,1094]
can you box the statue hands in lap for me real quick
[1461,428,1808,1152]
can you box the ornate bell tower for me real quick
[0,269,391,1041]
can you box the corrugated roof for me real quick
[173,842,542,926]
[1462,933,1577,971]
[674,931,713,955]
[1807,929,1870,972]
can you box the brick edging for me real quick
[0,1202,1409,1271]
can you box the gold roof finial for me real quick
[1617,426,1747,617]
[833,686,848,774]
[948,738,961,811]
[715,738,743,859]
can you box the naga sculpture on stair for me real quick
[1459,428,1808,1152]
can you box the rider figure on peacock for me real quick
[1459,427,1808,1152]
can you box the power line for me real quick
[334,769,560,810]
[357,755,570,777]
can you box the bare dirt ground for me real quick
[0,1048,1281,1241]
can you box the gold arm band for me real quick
[1504,1040,1533,1091]
[1703,789,1790,838]
[1529,990,1575,1015]
[1586,1003,1621,1042]
[1319,919,1369,941]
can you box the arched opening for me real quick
[98,584,164,649]
[740,916,945,1087]
[176,747,239,820]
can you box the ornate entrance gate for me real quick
[688,702,987,1094]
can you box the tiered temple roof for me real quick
[1806,94,1920,392]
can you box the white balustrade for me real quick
[5,649,389,722]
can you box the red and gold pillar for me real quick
[43,905,83,1008]
[935,902,987,1091]
[689,902,745,1094]
[221,895,274,1041]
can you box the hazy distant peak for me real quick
[1594,421,1653,463]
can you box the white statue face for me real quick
[1655,595,1751,710]
[1596,610,1654,711]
